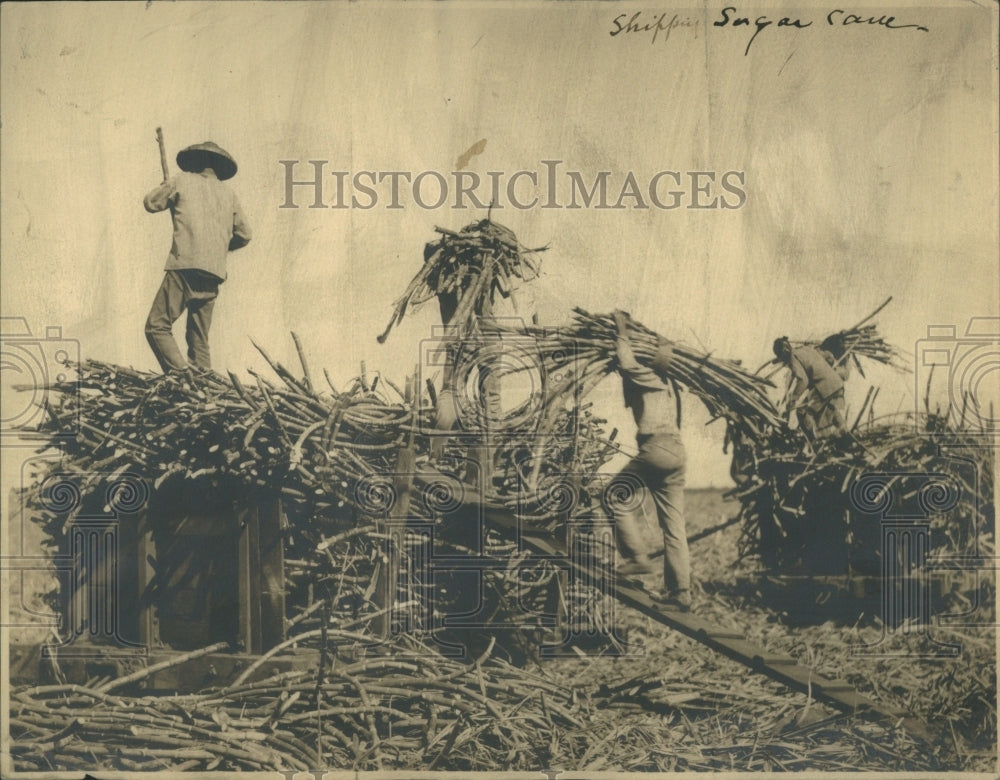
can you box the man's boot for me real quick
[657,589,692,612]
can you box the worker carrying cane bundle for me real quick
[609,310,691,612]
[144,138,251,373]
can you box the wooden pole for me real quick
[155,127,169,180]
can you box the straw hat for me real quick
[176,142,238,180]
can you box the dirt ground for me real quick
[535,488,997,772]
[7,487,995,772]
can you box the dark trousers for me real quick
[798,390,846,441]
[145,270,220,372]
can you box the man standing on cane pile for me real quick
[610,311,691,612]
[772,337,846,444]
[144,141,251,374]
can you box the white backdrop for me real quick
[2,1,997,487]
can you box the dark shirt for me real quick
[617,336,679,437]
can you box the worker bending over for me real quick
[772,337,846,442]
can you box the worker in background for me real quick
[609,311,691,611]
[819,332,852,382]
[772,336,846,443]
[144,142,251,374]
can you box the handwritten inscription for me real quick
[713,7,929,55]
[609,11,700,44]
[609,8,930,55]
[713,7,811,56]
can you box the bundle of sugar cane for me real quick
[377,218,546,343]
[501,308,783,440]
[765,298,909,382]
[813,323,908,376]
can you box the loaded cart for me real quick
[21,481,295,690]
[727,303,994,626]
[11,222,992,771]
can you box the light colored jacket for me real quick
[790,345,844,409]
[145,170,251,282]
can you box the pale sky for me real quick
[2,1,997,486]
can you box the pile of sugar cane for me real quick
[26,348,621,650]
[10,635,589,772]
[378,218,547,342]
[494,308,783,440]
[728,414,994,574]
[11,630,948,773]
[13,596,977,772]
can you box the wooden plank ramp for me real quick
[404,464,934,743]
[406,467,936,743]
[519,525,933,742]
